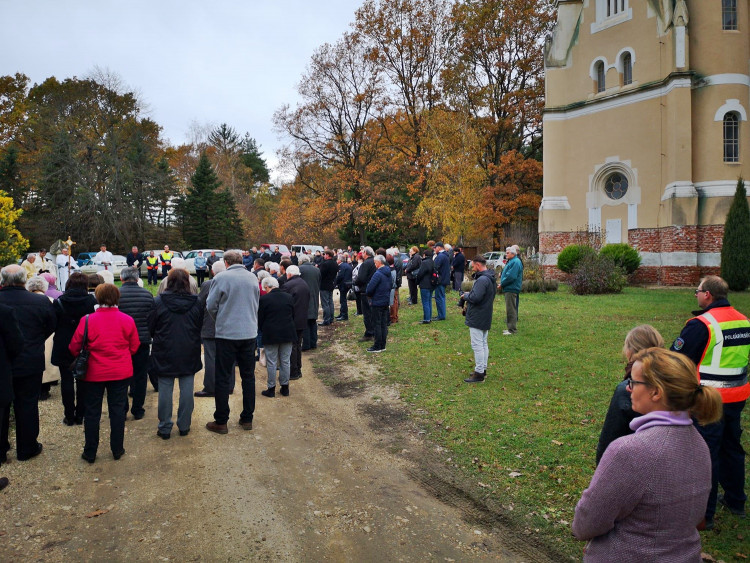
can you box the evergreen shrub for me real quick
[720,178,750,291]
[557,244,596,273]
[599,243,641,275]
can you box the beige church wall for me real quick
[692,83,749,182]
[688,0,749,75]
[546,1,674,108]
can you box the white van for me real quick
[291,244,324,255]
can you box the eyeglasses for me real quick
[694,289,707,295]
[626,377,650,389]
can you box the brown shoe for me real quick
[205,421,228,434]
[239,420,253,431]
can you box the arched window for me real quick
[723,0,738,30]
[622,53,632,85]
[596,61,605,93]
[724,112,739,162]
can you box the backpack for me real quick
[430,269,440,287]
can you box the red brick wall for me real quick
[541,226,725,286]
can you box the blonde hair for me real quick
[623,324,664,360]
[632,348,722,425]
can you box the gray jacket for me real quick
[463,269,496,331]
[206,264,260,340]
[299,263,321,320]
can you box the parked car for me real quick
[79,255,129,280]
[482,251,506,270]
[291,244,323,255]
[137,249,185,276]
[182,249,223,275]
[76,252,97,267]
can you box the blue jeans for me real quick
[157,375,195,434]
[420,288,434,321]
[434,285,447,320]
[696,400,747,520]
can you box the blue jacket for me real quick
[434,251,451,286]
[366,266,392,307]
[500,256,523,294]
[335,261,353,287]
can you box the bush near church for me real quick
[569,253,627,295]
[599,243,641,275]
[720,177,750,291]
[556,244,597,274]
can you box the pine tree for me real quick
[179,153,244,249]
[720,177,750,291]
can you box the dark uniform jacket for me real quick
[0,304,24,407]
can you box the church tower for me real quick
[540,0,749,284]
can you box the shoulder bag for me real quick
[70,314,90,381]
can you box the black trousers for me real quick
[355,291,363,315]
[372,305,389,350]
[290,329,304,378]
[82,378,129,457]
[338,284,351,319]
[196,269,207,287]
[302,319,318,350]
[128,344,150,417]
[361,297,374,337]
[407,278,418,304]
[147,269,158,285]
[59,364,85,421]
[214,338,256,425]
[161,265,171,279]
[1,373,42,460]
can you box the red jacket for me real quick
[69,307,140,382]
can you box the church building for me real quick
[539,0,748,284]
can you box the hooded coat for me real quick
[464,269,496,331]
[148,292,204,378]
[51,288,98,367]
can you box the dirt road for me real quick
[0,344,552,562]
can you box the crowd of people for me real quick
[1,240,747,561]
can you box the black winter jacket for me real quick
[148,292,203,378]
[281,276,310,330]
[0,304,24,407]
[319,259,338,291]
[416,257,435,290]
[595,364,636,465]
[258,290,297,344]
[0,286,56,378]
[119,282,155,345]
[51,289,97,366]
[300,264,321,320]
[463,269,496,331]
[355,257,376,290]
[405,254,421,280]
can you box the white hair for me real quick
[171,257,187,270]
[212,260,226,275]
[257,270,270,281]
[363,246,374,257]
[268,262,280,274]
[262,276,279,291]
[298,254,311,265]
[26,275,49,293]
[99,270,115,284]
[286,265,300,276]
[374,255,387,266]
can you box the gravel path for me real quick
[0,349,549,562]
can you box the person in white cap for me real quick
[498,245,523,335]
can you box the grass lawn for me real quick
[330,284,750,561]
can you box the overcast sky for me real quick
[0,0,361,182]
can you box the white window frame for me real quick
[724,112,740,163]
[591,0,632,34]
[723,0,738,31]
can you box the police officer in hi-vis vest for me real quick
[671,275,750,529]
[159,245,174,280]
[145,251,159,286]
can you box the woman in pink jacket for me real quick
[69,283,140,463]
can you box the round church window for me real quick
[604,172,628,200]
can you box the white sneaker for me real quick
[502,330,513,336]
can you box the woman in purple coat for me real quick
[573,348,722,562]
